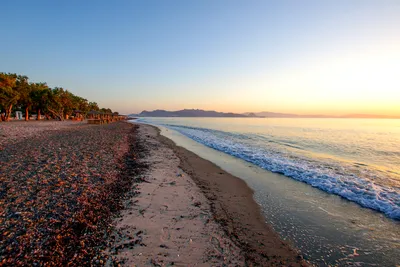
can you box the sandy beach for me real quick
[106,122,306,266]
[0,121,306,266]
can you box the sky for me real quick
[1,0,400,115]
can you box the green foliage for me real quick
[0,73,19,120]
[88,102,99,111]
[0,73,18,107]
[0,72,115,121]
[31,85,51,115]
[100,108,112,114]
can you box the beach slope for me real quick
[110,123,306,266]
[1,121,306,266]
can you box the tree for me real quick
[16,76,32,121]
[100,108,112,114]
[75,97,89,115]
[46,88,78,121]
[31,83,50,120]
[62,91,79,119]
[1,72,119,122]
[46,88,66,121]
[88,102,99,111]
[0,73,19,121]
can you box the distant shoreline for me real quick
[131,109,400,119]
[133,116,400,119]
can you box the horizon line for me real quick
[129,108,400,118]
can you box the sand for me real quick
[1,120,307,266]
[110,123,307,266]
[109,124,245,266]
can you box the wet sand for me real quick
[1,121,306,266]
[154,122,400,266]
[108,123,245,266]
[111,123,306,266]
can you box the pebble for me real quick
[0,122,148,266]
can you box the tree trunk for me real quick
[5,105,12,121]
[37,109,41,120]
[25,107,29,121]
[47,107,64,121]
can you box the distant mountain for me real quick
[129,109,400,119]
[135,109,251,117]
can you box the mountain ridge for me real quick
[135,109,249,118]
[129,109,400,119]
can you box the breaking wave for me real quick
[162,124,400,220]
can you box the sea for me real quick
[135,117,400,266]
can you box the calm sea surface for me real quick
[139,117,400,220]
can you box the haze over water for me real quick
[140,117,400,220]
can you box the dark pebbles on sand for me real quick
[0,122,147,266]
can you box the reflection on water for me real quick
[146,121,400,266]
[139,118,400,220]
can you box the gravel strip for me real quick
[0,122,147,266]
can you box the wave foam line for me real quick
[164,124,400,220]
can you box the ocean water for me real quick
[135,117,400,266]
[138,117,400,220]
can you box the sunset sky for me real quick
[1,0,399,115]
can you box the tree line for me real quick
[0,72,115,122]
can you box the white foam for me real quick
[162,124,400,220]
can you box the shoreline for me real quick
[1,120,306,266]
[134,119,400,266]
[124,122,306,266]
[108,122,245,265]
